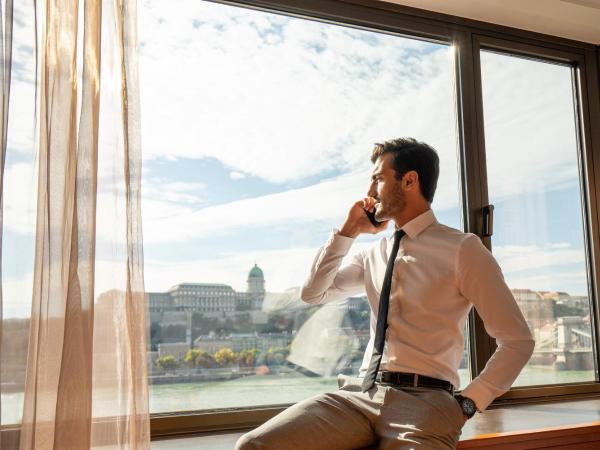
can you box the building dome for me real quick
[248,264,264,279]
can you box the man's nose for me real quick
[367,182,377,198]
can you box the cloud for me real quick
[141,178,206,205]
[3,0,589,312]
[2,162,38,235]
[229,171,246,180]
[141,170,369,244]
[137,154,464,245]
[3,150,461,247]
[7,79,37,156]
[143,237,589,301]
[7,1,42,157]
[132,0,583,251]
[138,0,458,184]
[480,51,580,200]
[3,237,589,319]
[493,242,587,295]
[135,0,582,203]
[1,240,369,318]
[494,242,585,274]
[139,240,590,308]
[143,240,373,294]
[506,271,588,296]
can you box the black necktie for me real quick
[361,228,405,392]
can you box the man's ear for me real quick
[404,170,419,189]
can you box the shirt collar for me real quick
[395,208,437,239]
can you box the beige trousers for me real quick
[236,374,465,450]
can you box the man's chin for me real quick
[374,210,388,222]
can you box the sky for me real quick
[1,0,591,318]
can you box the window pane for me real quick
[480,50,596,386]
[1,1,37,427]
[139,0,463,414]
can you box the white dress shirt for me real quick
[300,208,535,411]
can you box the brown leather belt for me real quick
[376,371,454,393]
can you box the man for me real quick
[236,138,535,449]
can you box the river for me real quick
[1,367,594,424]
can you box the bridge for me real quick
[532,316,593,371]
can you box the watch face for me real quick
[461,397,477,416]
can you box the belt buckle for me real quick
[413,373,418,387]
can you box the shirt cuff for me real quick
[460,377,503,412]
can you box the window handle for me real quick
[482,204,494,237]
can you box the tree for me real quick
[263,312,293,333]
[553,303,585,318]
[184,349,215,368]
[156,355,179,371]
[214,347,236,367]
[238,348,259,367]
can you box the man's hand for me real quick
[339,197,389,238]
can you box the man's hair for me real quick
[371,137,440,204]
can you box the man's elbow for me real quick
[517,333,536,361]
[299,283,313,302]
[299,283,322,305]
[524,325,536,352]
[514,323,536,358]
[498,332,535,359]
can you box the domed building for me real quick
[146,263,267,315]
[247,263,266,296]
[238,263,266,310]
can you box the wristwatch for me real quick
[454,394,477,418]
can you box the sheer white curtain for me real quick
[0,0,150,448]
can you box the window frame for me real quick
[145,0,600,438]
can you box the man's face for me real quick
[369,153,406,221]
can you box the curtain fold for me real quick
[15,0,149,448]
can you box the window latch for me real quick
[482,204,494,237]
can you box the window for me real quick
[479,49,596,386]
[139,0,463,414]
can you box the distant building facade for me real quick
[147,264,267,320]
[511,288,555,329]
[158,342,190,360]
[193,332,291,353]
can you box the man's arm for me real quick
[457,234,536,412]
[300,230,364,305]
[301,197,386,305]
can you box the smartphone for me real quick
[365,209,385,227]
